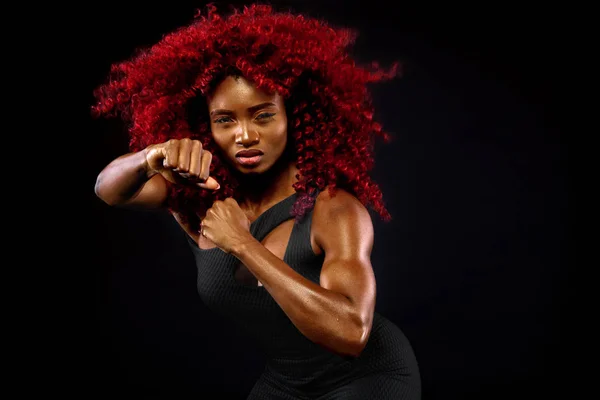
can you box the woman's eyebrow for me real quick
[210,102,277,117]
[247,102,277,113]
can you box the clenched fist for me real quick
[201,198,255,254]
[144,138,220,190]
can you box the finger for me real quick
[176,138,192,172]
[189,140,203,178]
[164,140,180,170]
[196,150,220,190]
[199,150,212,182]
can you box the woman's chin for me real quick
[231,162,270,175]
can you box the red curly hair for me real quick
[92,3,400,233]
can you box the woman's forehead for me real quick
[208,76,282,109]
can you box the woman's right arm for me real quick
[94,150,168,209]
[94,139,219,209]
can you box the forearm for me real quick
[94,150,154,205]
[231,239,368,357]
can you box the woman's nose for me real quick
[236,124,260,146]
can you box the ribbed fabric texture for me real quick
[186,192,421,399]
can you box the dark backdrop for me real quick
[79,1,566,398]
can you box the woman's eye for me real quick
[256,112,275,120]
[214,116,233,123]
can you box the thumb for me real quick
[197,176,221,191]
[160,168,178,185]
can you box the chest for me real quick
[181,207,325,328]
[195,219,295,286]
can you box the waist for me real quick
[263,352,353,396]
[262,313,414,391]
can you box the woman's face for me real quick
[207,76,288,175]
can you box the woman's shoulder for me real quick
[311,186,374,255]
[314,186,367,212]
[312,186,372,226]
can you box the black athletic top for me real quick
[186,192,421,399]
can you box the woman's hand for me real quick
[201,198,256,254]
[144,138,220,190]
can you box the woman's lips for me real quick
[235,149,263,166]
[236,154,263,166]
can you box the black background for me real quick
[77,1,567,398]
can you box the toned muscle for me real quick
[311,187,376,313]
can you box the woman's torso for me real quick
[177,191,420,396]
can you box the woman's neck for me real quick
[235,159,299,216]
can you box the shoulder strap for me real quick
[250,193,298,242]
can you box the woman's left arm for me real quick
[231,190,376,358]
